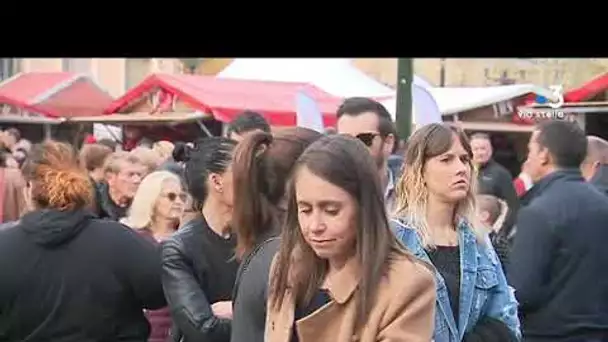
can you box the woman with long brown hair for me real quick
[0,140,166,341]
[266,134,436,342]
[230,127,322,342]
[392,123,520,342]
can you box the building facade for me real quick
[16,58,183,98]
[0,58,20,82]
[353,58,608,90]
[13,58,608,99]
[15,58,238,98]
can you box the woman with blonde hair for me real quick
[266,135,436,342]
[121,170,185,239]
[121,170,186,342]
[153,140,175,162]
[391,123,520,342]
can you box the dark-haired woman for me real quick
[392,123,520,342]
[230,127,322,342]
[0,140,166,341]
[266,135,436,342]
[162,137,238,342]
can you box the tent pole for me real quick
[396,58,413,140]
[43,124,52,140]
[195,119,213,137]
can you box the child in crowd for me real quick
[477,194,510,275]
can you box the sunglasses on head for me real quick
[164,192,188,202]
[355,132,381,147]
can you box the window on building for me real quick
[125,58,151,89]
[484,68,490,85]
[553,69,563,84]
[62,58,92,74]
[519,69,527,80]
[0,58,19,81]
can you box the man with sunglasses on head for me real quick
[336,97,401,211]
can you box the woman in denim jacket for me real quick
[391,123,520,342]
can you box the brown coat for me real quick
[0,168,26,223]
[265,252,437,342]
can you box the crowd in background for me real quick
[0,98,607,342]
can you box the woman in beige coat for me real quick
[265,135,436,342]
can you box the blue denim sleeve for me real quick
[390,219,407,242]
[483,239,522,341]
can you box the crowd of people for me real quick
[0,98,607,342]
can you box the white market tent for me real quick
[217,59,559,127]
[381,83,560,117]
[217,58,439,125]
[217,58,403,98]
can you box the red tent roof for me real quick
[0,93,40,113]
[564,72,608,102]
[0,72,114,118]
[105,73,342,126]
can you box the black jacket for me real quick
[161,216,238,342]
[387,154,404,180]
[477,159,520,237]
[0,208,166,342]
[590,164,608,196]
[508,169,608,341]
[95,181,130,221]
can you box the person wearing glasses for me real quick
[336,97,401,211]
[121,170,186,342]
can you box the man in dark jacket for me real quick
[581,135,608,196]
[508,120,608,342]
[470,132,519,238]
[95,152,146,221]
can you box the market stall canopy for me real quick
[217,58,409,98]
[448,121,535,133]
[104,73,342,126]
[0,93,63,124]
[0,93,64,124]
[381,83,559,120]
[69,111,208,124]
[563,72,608,102]
[0,72,114,118]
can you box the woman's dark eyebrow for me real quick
[319,200,341,207]
[297,200,341,207]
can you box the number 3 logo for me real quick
[548,85,564,109]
